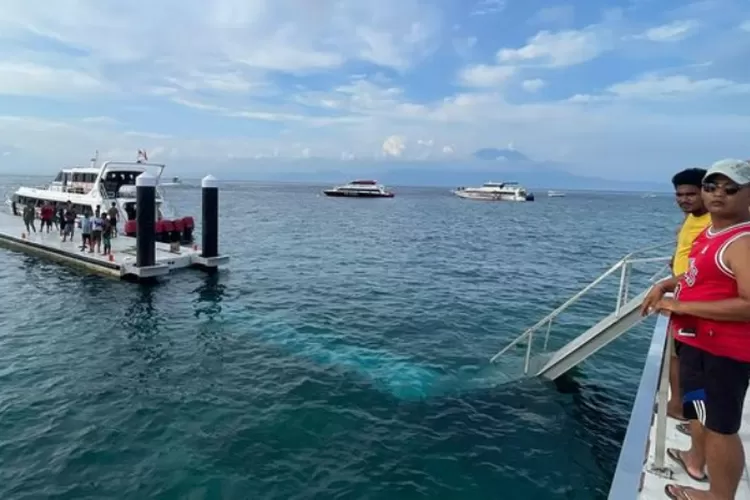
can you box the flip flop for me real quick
[664,484,697,499]
[676,423,690,437]
[667,448,708,482]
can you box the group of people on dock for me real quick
[641,158,750,500]
[19,200,119,256]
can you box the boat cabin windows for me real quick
[121,201,165,221]
[101,170,145,197]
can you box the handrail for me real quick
[608,311,672,498]
[489,241,673,366]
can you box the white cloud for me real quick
[521,79,546,92]
[609,74,750,98]
[471,0,506,16]
[632,20,699,42]
[530,6,575,26]
[740,20,750,31]
[0,62,106,96]
[382,135,406,157]
[459,64,516,87]
[497,28,609,67]
[0,0,443,88]
[570,74,750,102]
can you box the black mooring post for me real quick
[136,172,156,267]
[201,175,219,259]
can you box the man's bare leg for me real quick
[705,428,744,499]
[679,419,707,479]
[668,354,685,419]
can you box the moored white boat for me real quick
[323,180,394,198]
[6,150,196,243]
[453,182,534,202]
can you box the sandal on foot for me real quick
[666,448,708,482]
[664,484,698,500]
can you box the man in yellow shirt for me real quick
[665,168,710,422]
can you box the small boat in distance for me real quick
[547,190,566,198]
[453,182,534,202]
[160,176,182,187]
[323,180,394,198]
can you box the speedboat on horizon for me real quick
[453,181,534,202]
[323,180,394,198]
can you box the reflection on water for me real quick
[122,285,172,391]
[193,272,226,320]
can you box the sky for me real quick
[0,0,749,181]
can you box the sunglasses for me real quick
[702,182,746,196]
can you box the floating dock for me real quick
[0,173,228,281]
[0,211,227,279]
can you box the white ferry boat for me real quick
[6,151,196,244]
[453,181,534,202]
[323,180,394,198]
[547,190,566,198]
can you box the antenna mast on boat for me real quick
[90,150,99,167]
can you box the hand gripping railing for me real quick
[489,241,674,374]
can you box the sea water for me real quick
[0,179,678,499]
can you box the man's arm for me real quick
[676,236,750,322]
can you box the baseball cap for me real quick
[703,158,750,185]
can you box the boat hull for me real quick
[452,190,529,202]
[323,190,394,198]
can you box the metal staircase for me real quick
[490,242,674,380]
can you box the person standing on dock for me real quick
[101,215,112,256]
[108,202,119,238]
[80,211,92,251]
[61,203,76,243]
[667,168,711,423]
[40,201,54,234]
[90,209,103,254]
[22,202,36,234]
[642,158,750,500]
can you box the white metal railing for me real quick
[489,241,674,374]
[608,310,674,497]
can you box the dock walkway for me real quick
[0,211,225,279]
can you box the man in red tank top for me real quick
[641,158,750,500]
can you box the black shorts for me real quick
[680,343,750,435]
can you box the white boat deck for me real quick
[0,211,227,279]
[640,392,750,498]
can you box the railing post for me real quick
[652,333,673,469]
[524,329,534,374]
[543,319,553,351]
[616,261,629,316]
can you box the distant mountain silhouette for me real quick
[473,148,530,162]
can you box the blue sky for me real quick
[0,0,748,180]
